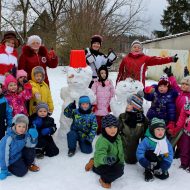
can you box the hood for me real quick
[22,45,48,57]
[31,66,45,82]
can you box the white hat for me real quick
[131,40,142,48]
[27,35,42,46]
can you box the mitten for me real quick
[168,126,182,137]
[166,121,175,130]
[28,128,38,139]
[145,150,159,162]
[32,117,43,128]
[70,101,76,109]
[0,169,8,180]
[41,128,51,136]
[24,82,32,90]
[144,86,155,94]
[172,54,178,63]
[104,156,117,165]
[48,49,56,59]
[163,66,173,77]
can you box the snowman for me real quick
[110,78,144,117]
[59,50,96,136]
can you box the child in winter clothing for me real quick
[136,118,173,182]
[0,114,39,180]
[0,83,12,140]
[29,102,59,158]
[85,114,124,189]
[16,69,28,93]
[92,65,115,134]
[144,75,178,126]
[29,66,54,115]
[64,96,98,157]
[119,92,148,164]
[4,74,32,116]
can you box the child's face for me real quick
[92,42,101,51]
[34,73,43,83]
[37,108,48,117]
[105,126,118,137]
[100,70,107,80]
[18,76,27,85]
[15,123,27,135]
[8,82,17,92]
[80,103,90,110]
[154,127,165,139]
[131,44,142,53]
[181,83,190,92]
[126,104,134,112]
[5,39,15,48]
[158,85,168,94]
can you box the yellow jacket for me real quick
[29,68,54,115]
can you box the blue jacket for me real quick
[144,85,178,123]
[64,103,98,143]
[0,127,37,171]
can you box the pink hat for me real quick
[4,74,17,89]
[16,70,27,79]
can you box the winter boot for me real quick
[144,169,154,182]
[36,152,44,159]
[99,178,111,189]
[28,164,40,172]
[68,149,75,157]
[155,171,169,180]
[85,158,94,171]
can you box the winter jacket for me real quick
[136,129,173,167]
[144,85,178,123]
[119,112,148,164]
[0,127,37,171]
[29,68,54,115]
[5,83,32,116]
[64,103,97,143]
[0,94,12,130]
[18,46,58,85]
[116,52,173,86]
[92,79,115,116]
[94,134,124,168]
[169,76,190,119]
[0,44,18,84]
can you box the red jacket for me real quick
[116,53,173,86]
[18,46,58,85]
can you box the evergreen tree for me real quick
[161,0,190,35]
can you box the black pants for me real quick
[36,136,59,157]
[93,163,124,183]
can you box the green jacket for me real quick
[94,134,124,168]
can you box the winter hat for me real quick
[27,35,42,46]
[4,74,17,89]
[12,114,29,132]
[181,76,190,86]
[1,31,20,48]
[16,69,28,79]
[131,39,142,48]
[32,66,45,81]
[79,96,91,105]
[158,75,170,87]
[91,35,103,46]
[102,114,119,129]
[127,92,143,111]
[36,102,49,112]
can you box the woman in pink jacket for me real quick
[92,65,115,134]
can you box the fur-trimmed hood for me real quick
[22,45,48,57]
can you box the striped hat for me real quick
[127,93,143,111]
[131,40,142,48]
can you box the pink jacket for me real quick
[169,76,190,119]
[92,79,115,116]
[5,83,32,116]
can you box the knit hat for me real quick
[131,40,142,48]
[158,75,170,87]
[12,114,29,132]
[79,96,91,105]
[16,70,27,79]
[1,31,20,48]
[181,76,190,86]
[32,66,45,81]
[91,35,103,46]
[127,91,143,111]
[27,35,42,46]
[102,114,119,129]
[36,102,49,112]
[4,74,17,89]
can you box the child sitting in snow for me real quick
[119,92,148,164]
[16,69,28,93]
[85,114,124,189]
[64,96,97,157]
[0,114,39,180]
[136,118,173,182]
[29,66,54,115]
[29,102,59,159]
[0,83,12,140]
[92,65,115,134]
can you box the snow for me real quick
[1,66,190,190]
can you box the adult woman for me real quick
[18,35,58,85]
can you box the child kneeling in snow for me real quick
[136,117,173,182]
[64,96,97,157]
[29,102,59,159]
[0,114,39,180]
[85,114,124,189]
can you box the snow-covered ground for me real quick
[1,67,189,190]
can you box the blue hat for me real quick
[79,96,91,105]
[102,114,119,128]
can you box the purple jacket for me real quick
[92,79,115,116]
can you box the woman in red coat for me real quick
[116,40,178,86]
[18,35,58,85]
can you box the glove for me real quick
[28,128,38,139]
[145,150,162,162]
[0,169,8,180]
[144,86,155,94]
[48,49,56,59]
[163,66,173,77]
[41,128,51,136]
[172,54,178,63]
[24,82,32,90]
[70,101,76,109]
[104,156,117,165]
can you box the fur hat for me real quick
[27,35,42,46]
[4,74,17,89]
[12,114,29,132]
[16,70,27,79]
[127,92,143,111]
[158,75,170,87]
[131,40,142,48]
[36,102,49,112]
[1,31,20,48]
[91,35,103,46]
[102,114,119,129]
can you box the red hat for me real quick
[158,75,170,87]
[4,74,17,89]
[16,70,27,79]
[69,50,87,68]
